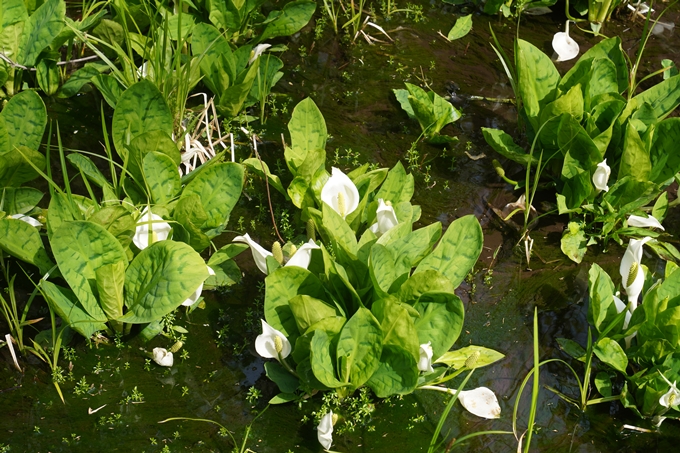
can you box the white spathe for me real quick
[619,237,652,310]
[182,266,216,307]
[317,410,334,451]
[321,167,360,219]
[152,347,174,367]
[285,239,320,269]
[133,209,172,250]
[592,159,611,192]
[612,295,632,330]
[660,374,680,409]
[9,214,42,228]
[552,21,579,62]
[233,233,273,275]
[255,319,291,360]
[369,199,399,236]
[458,387,502,419]
[628,214,665,231]
[418,342,434,373]
[248,43,271,65]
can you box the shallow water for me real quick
[3,1,680,451]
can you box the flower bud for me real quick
[465,351,481,369]
[169,341,184,353]
[272,241,284,265]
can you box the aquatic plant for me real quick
[484,33,680,262]
[393,83,461,144]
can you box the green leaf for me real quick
[633,73,680,120]
[556,337,586,361]
[17,0,65,66]
[242,157,287,198]
[397,270,456,305]
[0,217,54,274]
[561,37,627,94]
[66,154,114,191]
[111,80,173,160]
[264,361,299,393]
[142,151,181,204]
[594,371,612,397]
[649,118,680,184]
[394,89,415,119]
[286,98,327,171]
[95,261,125,322]
[435,345,505,369]
[248,54,284,103]
[371,297,419,360]
[516,39,560,130]
[0,187,43,214]
[593,337,628,373]
[366,345,418,397]
[0,146,45,187]
[321,202,358,257]
[51,221,127,321]
[255,0,315,43]
[36,58,59,95]
[481,128,535,166]
[618,121,651,182]
[369,244,403,298]
[585,58,619,110]
[414,215,482,288]
[0,90,47,152]
[561,221,587,264]
[90,74,124,109]
[218,59,260,117]
[587,263,616,332]
[336,307,383,388]
[413,292,464,359]
[264,266,328,344]
[87,206,135,250]
[58,64,103,98]
[40,280,107,338]
[180,162,244,230]
[121,241,209,323]
[269,393,297,404]
[447,14,472,40]
[375,161,414,204]
[310,329,346,388]
[289,295,341,333]
[173,195,211,252]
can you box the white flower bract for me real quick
[152,347,174,367]
[592,159,611,192]
[248,43,271,65]
[458,387,502,419]
[9,214,42,228]
[317,410,334,451]
[619,236,652,310]
[255,319,291,360]
[418,342,434,373]
[233,233,273,275]
[320,167,360,219]
[133,209,171,250]
[553,21,579,62]
[628,214,664,231]
[182,266,216,307]
[285,239,320,270]
[369,199,399,236]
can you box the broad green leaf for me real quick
[649,118,680,184]
[633,73,680,120]
[264,361,299,394]
[293,316,346,365]
[121,241,209,323]
[2,0,28,26]
[66,154,114,191]
[413,292,464,359]
[126,130,180,188]
[394,89,416,119]
[369,244,402,297]
[517,39,560,130]
[387,222,442,271]
[17,0,65,66]
[289,295,341,333]
[310,329,346,388]
[111,80,173,160]
[414,215,482,288]
[366,345,418,397]
[248,54,284,103]
[173,195,211,251]
[264,266,328,343]
[255,1,316,43]
[405,83,436,132]
[585,58,619,110]
[269,393,297,404]
[0,217,54,274]
[242,157,287,197]
[218,59,260,117]
[481,128,535,166]
[90,74,124,109]
[371,297,419,360]
[539,84,584,130]
[619,121,651,182]
[52,221,126,321]
[181,162,244,230]
[435,345,505,369]
[58,64,102,98]
[286,98,327,170]
[46,192,84,238]
[36,58,59,95]
[0,187,43,214]
[0,146,45,187]
[587,263,616,331]
[40,281,107,339]
[0,90,46,152]
[87,205,135,250]
[336,307,383,388]
[142,151,181,204]
[321,202,358,257]
[561,37,627,93]
[95,261,125,322]
[191,23,235,91]
[397,270,456,305]
[447,14,472,40]
[556,337,586,361]
[561,221,587,263]
[375,161,414,204]
[593,337,628,373]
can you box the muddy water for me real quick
[3,2,680,452]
